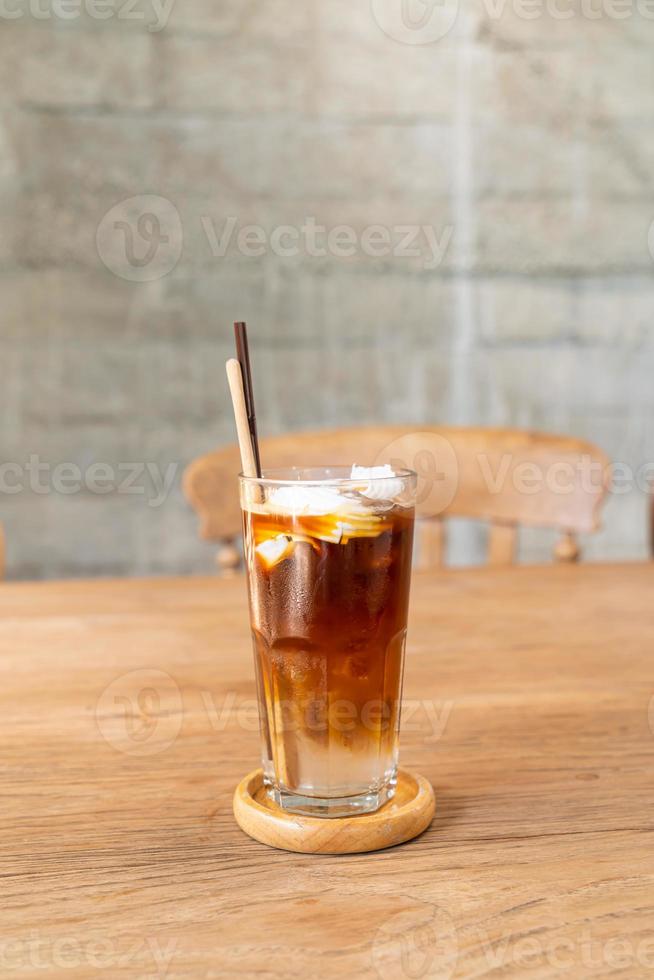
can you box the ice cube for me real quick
[267,484,366,517]
[255,534,294,569]
[350,464,404,501]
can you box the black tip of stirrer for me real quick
[233,321,262,478]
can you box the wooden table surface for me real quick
[1,564,653,979]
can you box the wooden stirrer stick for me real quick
[226,358,258,478]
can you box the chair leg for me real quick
[216,540,242,576]
[488,522,517,567]
[415,520,445,571]
[554,532,580,563]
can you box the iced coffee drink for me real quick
[240,465,417,817]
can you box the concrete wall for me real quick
[1,0,653,578]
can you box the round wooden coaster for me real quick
[233,769,435,854]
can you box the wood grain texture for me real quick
[233,769,436,855]
[1,564,653,978]
[183,426,610,570]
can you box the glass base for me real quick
[268,781,396,819]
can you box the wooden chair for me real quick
[184,426,611,574]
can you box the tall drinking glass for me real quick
[240,466,417,817]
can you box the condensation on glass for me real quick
[240,466,417,818]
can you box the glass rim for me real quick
[238,465,417,487]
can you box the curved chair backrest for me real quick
[184,426,611,573]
